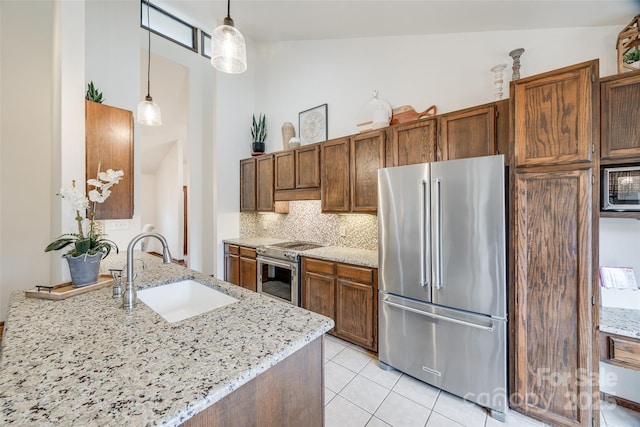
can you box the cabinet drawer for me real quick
[225,244,239,255]
[337,264,374,284]
[609,336,640,370]
[304,258,335,275]
[240,247,256,258]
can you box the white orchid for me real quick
[59,184,90,212]
[46,166,124,257]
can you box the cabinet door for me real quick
[350,130,385,212]
[389,119,437,166]
[224,253,240,285]
[274,151,295,191]
[601,71,640,160]
[85,100,134,219]
[321,137,350,212]
[438,105,496,161]
[239,256,257,292]
[512,60,598,167]
[256,155,274,212]
[335,263,377,351]
[296,144,321,189]
[301,271,336,326]
[512,168,595,427]
[240,158,257,212]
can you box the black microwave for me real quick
[602,166,640,211]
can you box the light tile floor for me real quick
[323,335,640,427]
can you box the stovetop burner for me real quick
[270,241,325,251]
[256,241,325,262]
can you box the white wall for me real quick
[155,141,183,259]
[213,43,257,278]
[0,0,57,321]
[599,218,640,309]
[253,25,621,153]
[140,173,158,252]
[85,0,141,250]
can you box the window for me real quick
[141,0,197,52]
[201,31,212,59]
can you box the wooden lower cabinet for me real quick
[181,337,323,427]
[511,168,597,427]
[301,257,377,352]
[599,332,640,371]
[224,244,257,292]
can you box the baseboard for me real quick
[601,392,640,413]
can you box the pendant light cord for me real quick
[226,0,231,19]
[146,1,151,98]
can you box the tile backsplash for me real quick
[240,200,378,251]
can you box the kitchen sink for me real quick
[138,279,239,323]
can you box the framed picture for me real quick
[299,104,327,145]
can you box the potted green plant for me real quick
[251,113,267,154]
[85,81,104,103]
[623,48,640,65]
[45,166,123,287]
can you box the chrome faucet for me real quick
[123,232,172,310]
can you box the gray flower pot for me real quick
[64,253,104,287]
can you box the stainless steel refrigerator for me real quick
[378,154,507,420]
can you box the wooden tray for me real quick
[25,275,113,300]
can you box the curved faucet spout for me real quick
[123,232,172,310]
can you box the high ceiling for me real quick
[153,0,639,42]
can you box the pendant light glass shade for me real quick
[211,4,247,74]
[138,1,162,126]
[137,95,162,126]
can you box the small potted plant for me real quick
[251,113,267,154]
[623,48,640,67]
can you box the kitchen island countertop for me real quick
[600,306,640,339]
[0,252,333,426]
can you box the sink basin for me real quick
[138,280,238,323]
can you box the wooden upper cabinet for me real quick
[274,151,295,191]
[296,144,321,189]
[601,69,640,162]
[256,155,275,212]
[240,158,257,212]
[438,104,496,161]
[350,130,385,212]
[321,137,351,213]
[512,168,595,427]
[388,119,437,166]
[512,60,598,167]
[85,100,134,219]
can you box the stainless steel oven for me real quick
[256,256,299,305]
[255,241,325,306]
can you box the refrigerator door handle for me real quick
[381,298,494,332]
[419,179,430,287]
[433,178,443,290]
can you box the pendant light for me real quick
[211,0,247,74]
[137,0,162,126]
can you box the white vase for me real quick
[282,122,295,150]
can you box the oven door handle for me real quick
[256,256,298,270]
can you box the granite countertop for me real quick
[224,237,378,268]
[600,306,640,339]
[302,246,378,268]
[0,252,333,426]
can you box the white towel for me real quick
[599,266,639,290]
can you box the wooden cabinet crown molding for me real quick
[85,100,134,219]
